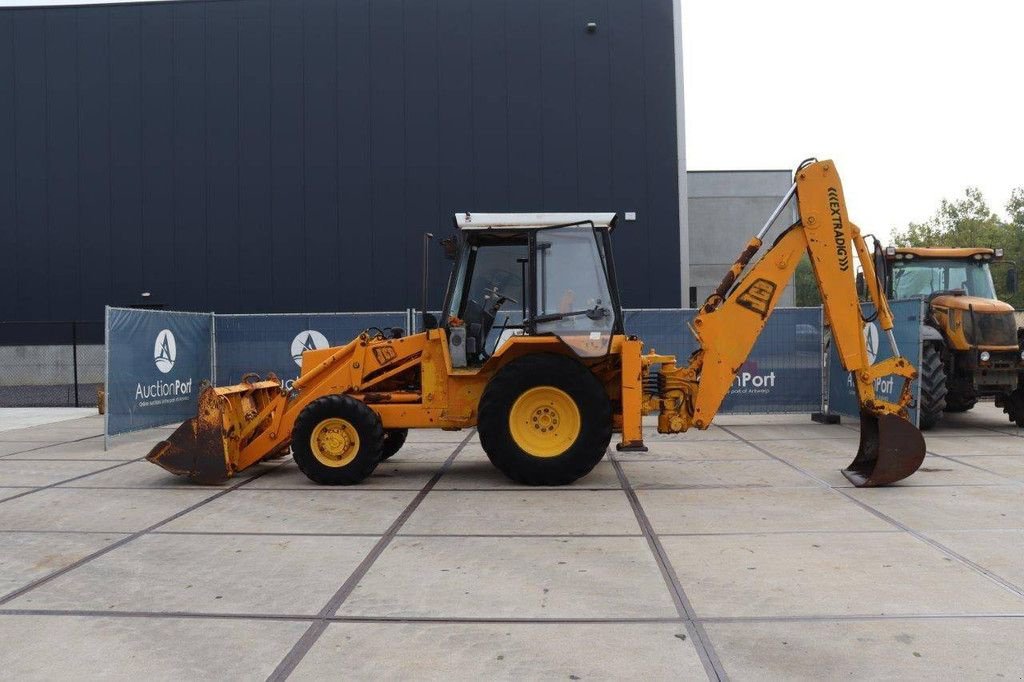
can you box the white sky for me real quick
[680,0,1023,243]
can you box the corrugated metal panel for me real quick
[0,0,681,321]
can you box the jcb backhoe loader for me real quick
[148,159,925,488]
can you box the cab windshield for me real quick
[891,258,996,299]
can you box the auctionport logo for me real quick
[137,327,193,406]
[291,330,328,367]
[154,329,176,373]
[864,322,879,364]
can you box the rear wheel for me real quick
[1000,389,1024,427]
[292,395,384,485]
[918,344,947,430]
[380,429,408,461]
[478,354,612,485]
[943,393,977,413]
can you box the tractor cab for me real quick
[439,213,624,366]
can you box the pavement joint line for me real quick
[0,464,275,607]
[609,452,727,682]
[147,531,646,538]
[266,430,476,682]
[922,450,1024,484]
[0,433,105,460]
[719,425,1024,605]
[0,457,148,506]
[0,608,689,625]
[697,612,1024,624]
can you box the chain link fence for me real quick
[0,321,104,407]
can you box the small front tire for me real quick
[291,394,384,485]
[380,429,409,461]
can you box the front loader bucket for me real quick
[146,375,284,485]
[842,412,926,487]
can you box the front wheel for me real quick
[918,344,947,430]
[380,429,408,461]
[291,395,384,485]
[478,354,612,485]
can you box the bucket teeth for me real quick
[842,412,926,487]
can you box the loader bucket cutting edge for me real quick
[146,389,235,485]
[842,412,926,487]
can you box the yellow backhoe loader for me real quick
[147,159,925,488]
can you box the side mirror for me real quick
[440,235,459,260]
[1007,267,1018,295]
[855,272,866,299]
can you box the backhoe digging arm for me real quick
[643,159,924,486]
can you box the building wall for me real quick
[0,0,682,333]
[687,170,796,308]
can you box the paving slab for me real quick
[706,616,1024,681]
[400,490,641,536]
[0,488,217,532]
[943,455,1024,482]
[0,488,31,502]
[0,409,97,433]
[162,489,417,534]
[927,529,1024,589]
[925,435,1023,456]
[618,458,815,489]
[0,460,125,487]
[0,441,67,457]
[435,459,622,490]
[662,532,1024,618]
[57,460,283,489]
[5,533,378,615]
[381,441,467,463]
[404,429,474,444]
[614,439,769,462]
[5,438,150,461]
[847,485,1024,530]
[247,459,441,490]
[716,423,846,441]
[0,531,126,596]
[767,451,1014,488]
[0,614,310,680]
[292,622,705,680]
[642,424,736,442]
[755,437,869,459]
[638,488,892,535]
[338,536,677,619]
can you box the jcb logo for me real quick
[372,346,397,365]
[737,278,776,318]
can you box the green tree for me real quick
[892,187,1024,308]
[794,255,822,307]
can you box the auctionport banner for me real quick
[623,307,823,414]
[825,298,924,426]
[213,312,407,390]
[105,307,213,436]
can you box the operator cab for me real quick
[440,213,624,366]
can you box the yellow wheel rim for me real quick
[310,417,361,468]
[508,386,582,458]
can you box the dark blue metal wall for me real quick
[0,0,680,327]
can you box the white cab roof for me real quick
[454,212,617,231]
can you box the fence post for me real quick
[72,320,80,408]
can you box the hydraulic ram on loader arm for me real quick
[617,158,924,486]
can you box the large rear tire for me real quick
[1000,389,1024,427]
[292,394,384,485]
[918,344,947,430]
[478,354,612,485]
[943,393,977,413]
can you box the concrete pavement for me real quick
[0,405,1022,679]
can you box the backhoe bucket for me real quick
[146,375,284,485]
[842,412,925,487]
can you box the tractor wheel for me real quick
[943,393,977,413]
[291,394,384,485]
[380,429,409,461]
[478,353,612,485]
[918,344,948,430]
[1000,389,1024,428]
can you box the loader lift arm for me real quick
[622,159,924,486]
